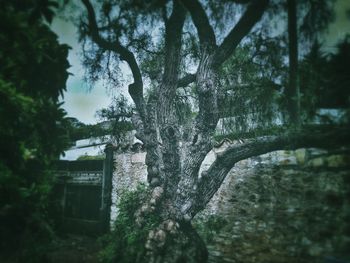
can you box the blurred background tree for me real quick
[95,95,133,144]
[299,36,350,121]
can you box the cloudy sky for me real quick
[51,0,350,124]
[51,16,111,124]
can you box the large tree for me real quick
[79,0,349,262]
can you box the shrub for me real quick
[99,184,161,263]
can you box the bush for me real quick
[99,184,161,263]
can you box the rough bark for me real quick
[144,219,208,263]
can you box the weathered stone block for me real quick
[307,157,326,167]
[131,152,146,163]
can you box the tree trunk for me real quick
[144,219,208,263]
[286,0,300,126]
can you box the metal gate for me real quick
[52,146,114,235]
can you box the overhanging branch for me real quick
[190,125,350,216]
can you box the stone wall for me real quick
[194,148,350,263]
[110,151,147,225]
[110,142,350,262]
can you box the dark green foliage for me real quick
[1,0,59,23]
[325,36,350,109]
[0,0,70,261]
[299,0,336,44]
[298,41,327,119]
[99,184,161,263]
[62,114,134,144]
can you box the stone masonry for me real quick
[195,147,350,263]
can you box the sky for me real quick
[51,0,350,124]
[51,17,111,124]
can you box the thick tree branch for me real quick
[157,0,186,126]
[156,1,186,192]
[81,0,145,119]
[181,0,216,50]
[190,125,350,216]
[174,60,219,216]
[212,0,269,67]
[173,0,225,206]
